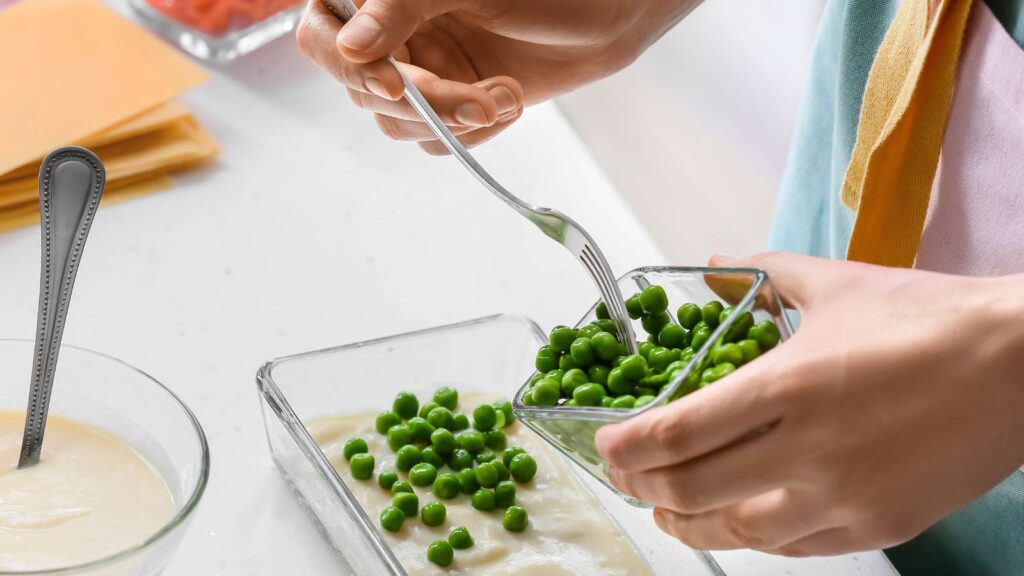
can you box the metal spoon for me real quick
[18,147,105,469]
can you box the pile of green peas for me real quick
[522,284,782,409]
[342,387,538,568]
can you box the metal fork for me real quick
[321,0,638,353]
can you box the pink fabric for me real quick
[915,1,1024,276]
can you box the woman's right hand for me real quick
[297,0,699,154]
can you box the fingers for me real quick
[418,110,522,155]
[608,428,787,514]
[764,527,863,557]
[708,252,836,310]
[297,0,404,99]
[336,0,479,63]
[596,350,788,473]
[653,489,832,551]
[349,71,521,125]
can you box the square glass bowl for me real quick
[257,314,726,576]
[514,267,794,507]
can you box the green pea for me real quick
[748,320,781,350]
[549,326,578,353]
[676,303,702,329]
[719,305,734,325]
[395,445,423,472]
[421,501,447,526]
[521,390,536,406]
[569,337,595,366]
[393,491,418,517]
[475,448,496,464]
[418,401,440,419]
[448,526,474,549]
[485,429,508,451]
[544,369,566,383]
[391,480,414,495]
[493,460,510,482]
[457,467,479,494]
[426,406,454,429]
[560,368,588,396]
[724,310,755,343]
[638,341,655,359]
[572,382,606,407]
[564,399,578,407]
[407,417,435,444]
[641,312,671,336]
[647,334,659,344]
[349,453,374,480]
[509,453,537,483]
[607,366,634,396]
[378,470,398,491]
[738,339,762,362]
[587,365,611,386]
[433,473,460,500]
[430,428,457,457]
[701,301,724,328]
[701,362,736,385]
[472,404,498,431]
[619,354,649,382]
[503,506,528,532]
[531,378,561,406]
[639,285,669,314]
[386,424,413,451]
[590,332,620,362]
[421,446,444,468]
[657,324,687,349]
[493,409,507,429]
[379,506,405,532]
[471,488,496,511]
[427,539,454,567]
[433,386,459,410]
[493,399,515,427]
[502,446,526,468]
[635,395,656,408]
[625,294,644,319]
[535,346,559,373]
[595,300,610,320]
[594,319,617,333]
[451,412,471,431]
[578,324,602,339]
[409,462,438,487]
[495,480,516,508]
[375,411,401,435]
[648,347,674,372]
[611,395,636,409]
[475,462,499,488]
[601,395,615,407]
[447,448,473,471]
[458,430,485,453]
[711,343,744,367]
[558,354,581,370]
[393,391,419,420]
[690,325,712,351]
[343,438,368,460]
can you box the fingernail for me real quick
[454,102,489,126]
[364,77,390,99]
[338,13,383,51]
[488,86,516,114]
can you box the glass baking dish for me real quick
[256,314,726,576]
[514,267,795,507]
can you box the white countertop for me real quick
[0,4,896,574]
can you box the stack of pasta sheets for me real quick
[0,0,219,233]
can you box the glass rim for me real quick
[0,339,211,576]
[512,265,772,424]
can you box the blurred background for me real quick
[559,0,826,263]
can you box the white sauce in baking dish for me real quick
[309,403,653,576]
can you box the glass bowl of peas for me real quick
[513,266,794,508]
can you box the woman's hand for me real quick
[296,0,698,154]
[596,253,1024,556]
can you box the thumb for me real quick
[336,0,472,63]
[709,252,835,310]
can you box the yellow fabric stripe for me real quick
[841,0,974,267]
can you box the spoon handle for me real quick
[18,147,105,469]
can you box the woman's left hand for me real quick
[595,252,1024,556]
